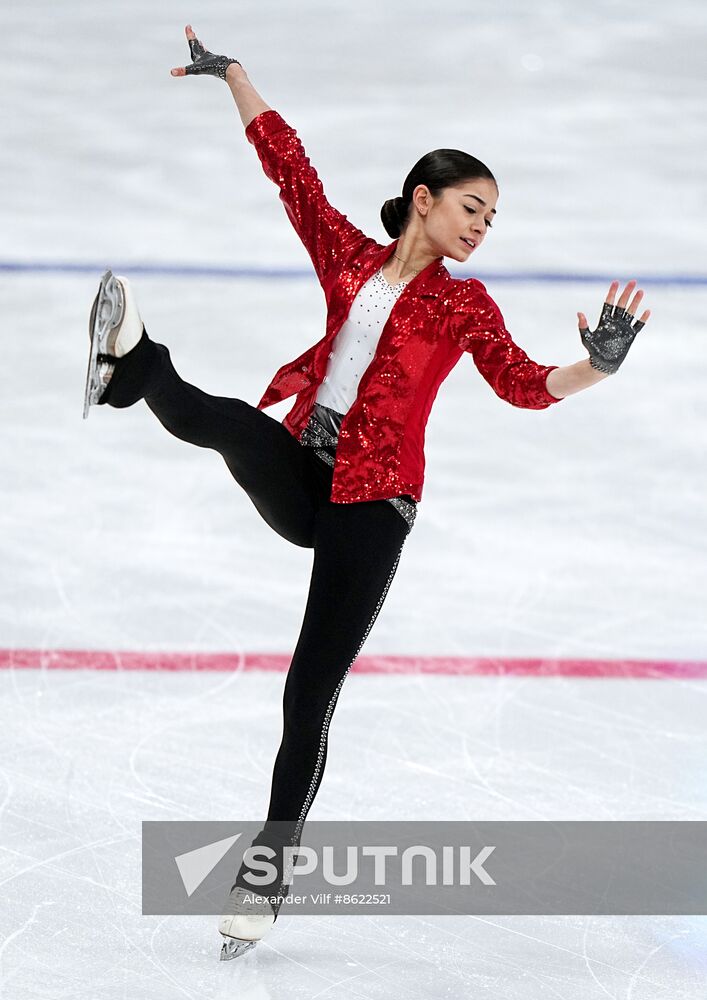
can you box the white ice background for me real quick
[1,1,707,997]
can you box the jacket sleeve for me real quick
[449,280,562,409]
[245,110,375,284]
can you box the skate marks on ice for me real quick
[2,668,707,997]
[2,0,707,995]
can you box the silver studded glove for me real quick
[579,301,646,374]
[184,33,241,81]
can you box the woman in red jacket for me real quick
[84,27,651,958]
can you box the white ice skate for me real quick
[83,270,144,418]
[218,885,278,961]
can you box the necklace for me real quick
[391,252,422,279]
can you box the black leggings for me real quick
[103,332,411,879]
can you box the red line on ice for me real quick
[1,649,707,678]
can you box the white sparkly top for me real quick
[315,268,409,414]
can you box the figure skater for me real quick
[83,26,651,960]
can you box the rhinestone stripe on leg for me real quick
[292,535,408,847]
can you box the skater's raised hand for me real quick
[170,25,241,81]
[577,280,651,374]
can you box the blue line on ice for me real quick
[1,260,705,286]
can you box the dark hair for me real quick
[380,149,497,239]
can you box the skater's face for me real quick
[407,178,498,260]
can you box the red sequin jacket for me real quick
[245,109,562,504]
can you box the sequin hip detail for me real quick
[299,403,417,531]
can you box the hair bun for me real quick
[380,195,408,239]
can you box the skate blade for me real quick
[219,936,257,961]
[83,269,124,419]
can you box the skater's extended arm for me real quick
[450,282,562,410]
[450,278,651,406]
[225,63,271,129]
[171,25,374,285]
[545,359,608,398]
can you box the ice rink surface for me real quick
[2,1,707,997]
